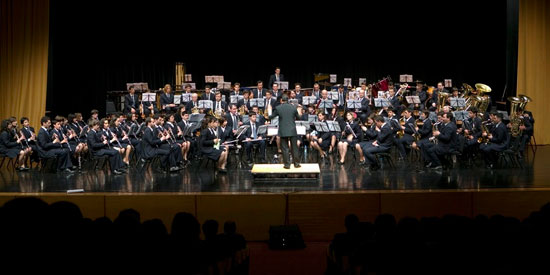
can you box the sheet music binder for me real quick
[302,96,316,106]
[308,115,318,124]
[274,81,289,90]
[142,93,156,102]
[250,98,265,108]
[313,122,329,132]
[318,100,333,109]
[374,98,390,107]
[347,100,361,109]
[266,125,279,136]
[450,98,466,108]
[198,100,213,109]
[230,95,244,104]
[328,92,339,100]
[406,96,421,104]
[257,125,268,135]
[326,121,341,132]
[174,95,182,105]
[235,125,249,140]
[181,93,192,103]
[452,111,469,121]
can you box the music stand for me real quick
[181,93,191,103]
[198,100,213,110]
[428,112,438,123]
[142,92,156,102]
[235,125,249,140]
[450,98,466,109]
[406,96,421,104]
[250,98,265,108]
[275,81,289,90]
[266,125,279,136]
[302,96,316,106]
[348,91,359,99]
[318,100,333,109]
[453,111,468,121]
[374,98,390,108]
[230,95,244,104]
[174,95,182,105]
[326,121,341,132]
[347,100,362,109]
[189,113,206,124]
[328,92,339,101]
[308,115,318,124]
[289,99,299,105]
[241,115,250,124]
[313,122,329,132]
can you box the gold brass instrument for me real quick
[478,120,491,144]
[429,122,440,144]
[397,117,405,138]
[437,92,450,112]
[508,96,523,137]
[412,119,420,141]
[425,86,435,109]
[475,83,492,113]
[214,108,224,119]
[238,105,246,116]
[191,105,199,114]
[518,94,532,110]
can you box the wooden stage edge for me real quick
[2,188,550,241]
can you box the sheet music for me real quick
[444,79,452,88]
[267,126,278,136]
[358,78,366,86]
[399,74,413,83]
[330,74,337,83]
[308,114,318,124]
[275,81,289,90]
[296,125,306,135]
[326,121,341,132]
[328,91,339,100]
[302,96,316,105]
[406,96,421,104]
[184,83,196,90]
[198,100,213,109]
[181,93,191,102]
[174,95,182,105]
[343,78,352,87]
[184,74,192,82]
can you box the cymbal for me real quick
[475,83,492,93]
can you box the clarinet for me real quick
[108,128,123,148]
[59,129,72,152]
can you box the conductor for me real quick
[268,95,301,169]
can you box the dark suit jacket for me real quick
[263,97,278,110]
[269,102,300,137]
[436,122,458,149]
[237,99,251,110]
[252,88,266,99]
[243,121,265,139]
[377,123,394,149]
[160,93,175,109]
[218,127,233,142]
[268,74,284,89]
[489,122,507,146]
[213,100,228,112]
[142,126,164,159]
[418,118,433,140]
[201,92,216,102]
[87,129,109,154]
[200,128,218,155]
[0,131,19,152]
[225,112,241,131]
[38,127,61,150]
[124,93,139,113]
[185,100,199,114]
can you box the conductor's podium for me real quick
[251,163,320,180]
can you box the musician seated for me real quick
[160,84,177,113]
[155,115,184,167]
[201,85,216,102]
[217,118,233,143]
[230,82,242,97]
[317,90,336,115]
[251,106,265,126]
[337,112,361,164]
[459,107,482,156]
[424,112,458,169]
[142,96,158,117]
[52,116,78,154]
[310,112,332,160]
[166,113,190,165]
[412,110,433,154]
[99,118,126,163]
[263,90,277,111]
[176,112,193,163]
[357,115,394,170]
[396,109,416,160]
[515,107,533,158]
[385,108,401,134]
[20,117,40,163]
[0,119,32,171]
[200,117,228,173]
[480,112,508,168]
[111,117,133,165]
[67,114,88,157]
[356,89,371,121]
[335,85,346,110]
[237,91,251,113]
[124,86,139,114]
[213,92,227,115]
[186,93,200,114]
[293,83,304,105]
[36,116,74,172]
[140,117,181,172]
[242,112,266,164]
[86,119,126,174]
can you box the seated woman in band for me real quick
[199,117,228,173]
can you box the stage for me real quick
[0,146,549,241]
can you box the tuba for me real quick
[437,92,450,112]
[507,96,524,137]
[475,83,492,114]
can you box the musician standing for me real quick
[268,95,301,169]
[268,67,284,90]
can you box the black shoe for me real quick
[217,168,227,173]
[113,169,124,175]
[294,163,301,168]
[425,162,433,168]
[370,165,379,171]
[431,165,443,170]
[169,166,180,172]
[63,168,75,174]
[283,165,291,169]
[337,160,344,165]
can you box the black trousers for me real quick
[280,136,299,166]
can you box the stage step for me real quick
[251,163,320,180]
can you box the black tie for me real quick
[232,115,237,130]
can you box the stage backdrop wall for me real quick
[518,0,550,144]
[0,0,49,130]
